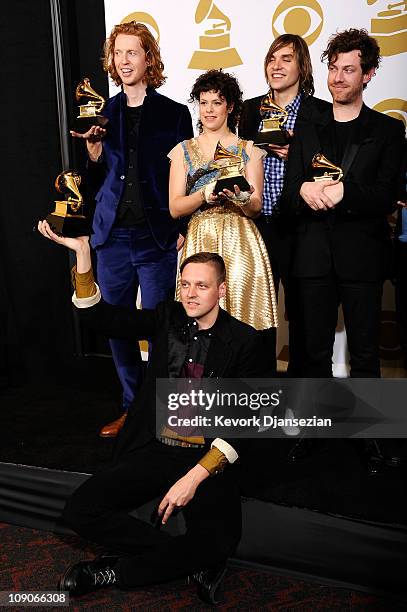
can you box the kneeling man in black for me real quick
[38,220,270,603]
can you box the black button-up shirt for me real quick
[115,105,145,226]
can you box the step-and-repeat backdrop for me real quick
[104,0,407,374]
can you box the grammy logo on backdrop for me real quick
[373,98,407,126]
[272,0,324,47]
[120,11,160,41]
[368,0,407,56]
[188,0,242,69]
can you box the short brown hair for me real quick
[264,34,314,97]
[321,29,380,87]
[103,21,166,88]
[180,252,226,284]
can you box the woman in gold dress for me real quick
[169,70,277,331]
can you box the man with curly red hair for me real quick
[71,22,193,437]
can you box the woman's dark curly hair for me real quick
[321,29,380,88]
[189,70,243,133]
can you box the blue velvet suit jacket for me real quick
[90,88,193,249]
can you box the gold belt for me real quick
[157,436,205,449]
[198,201,244,216]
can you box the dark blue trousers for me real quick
[96,226,177,410]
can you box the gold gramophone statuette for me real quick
[76,77,105,119]
[254,92,290,148]
[211,141,250,195]
[370,1,407,57]
[46,171,90,237]
[188,0,243,69]
[312,153,343,182]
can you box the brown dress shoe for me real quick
[99,413,127,438]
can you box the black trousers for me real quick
[297,273,383,378]
[395,241,407,367]
[255,215,303,375]
[62,440,241,588]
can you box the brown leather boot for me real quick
[99,413,127,438]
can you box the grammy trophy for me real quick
[211,142,250,195]
[254,92,290,148]
[46,171,90,237]
[74,77,107,130]
[312,153,343,182]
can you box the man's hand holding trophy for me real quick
[299,153,344,211]
[42,77,107,237]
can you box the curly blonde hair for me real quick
[103,21,166,88]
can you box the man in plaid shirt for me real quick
[239,34,330,375]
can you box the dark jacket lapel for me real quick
[204,309,233,377]
[340,104,372,179]
[239,95,264,141]
[138,87,159,145]
[103,90,128,173]
[301,107,332,176]
[166,302,189,378]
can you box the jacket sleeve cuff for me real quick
[211,438,239,463]
[72,283,101,308]
[198,447,229,475]
[71,265,97,298]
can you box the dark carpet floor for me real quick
[0,522,401,611]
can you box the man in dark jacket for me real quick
[239,34,330,375]
[38,219,270,604]
[279,28,405,379]
[71,21,193,437]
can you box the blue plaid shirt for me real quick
[262,92,303,216]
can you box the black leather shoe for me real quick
[188,562,227,605]
[287,438,319,463]
[58,556,119,596]
[359,440,402,475]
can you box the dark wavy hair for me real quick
[321,29,380,88]
[264,34,314,97]
[103,21,166,88]
[189,70,243,133]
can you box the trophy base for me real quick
[71,115,108,132]
[214,175,250,195]
[46,213,91,237]
[254,129,290,148]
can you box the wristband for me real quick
[231,190,251,206]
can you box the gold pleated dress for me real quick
[175,138,278,331]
